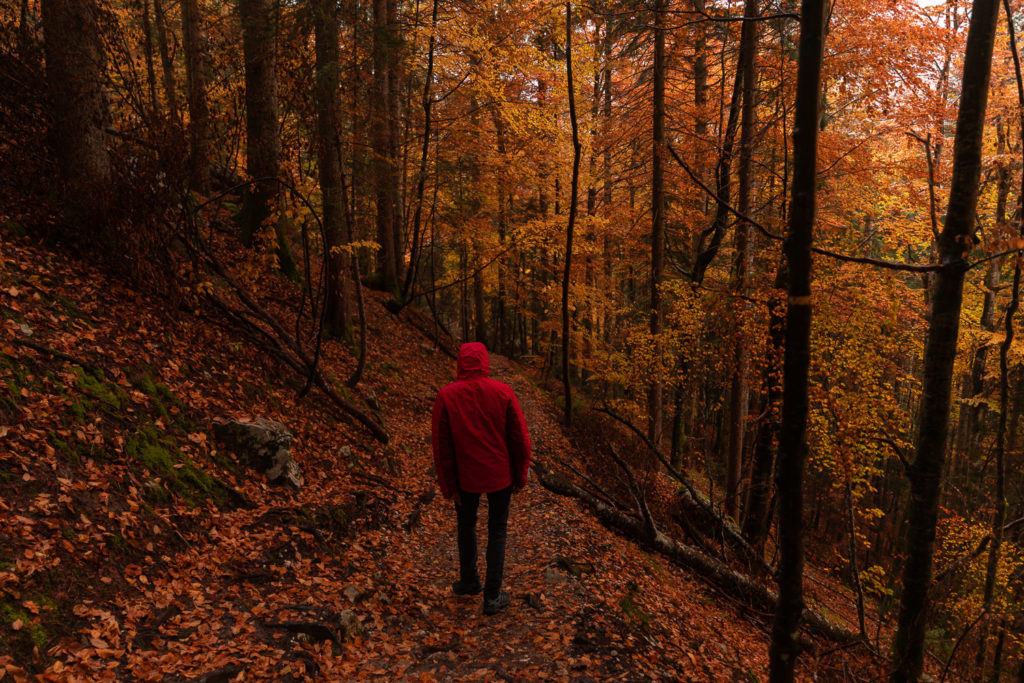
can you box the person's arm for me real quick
[506,393,531,491]
[432,393,458,499]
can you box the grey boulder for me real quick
[213,418,303,488]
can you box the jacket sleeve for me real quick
[506,392,531,489]
[432,393,457,498]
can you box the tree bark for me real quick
[562,0,582,428]
[152,0,180,126]
[648,0,667,446]
[399,0,437,305]
[238,0,283,258]
[891,0,1001,678]
[41,0,111,229]
[314,0,350,340]
[725,0,758,523]
[371,0,401,292]
[768,0,826,677]
[180,0,211,193]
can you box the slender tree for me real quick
[891,0,1002,677]
[768,0,826,677]
[314,0,350,339]
[562,0,581,427]
[725,0,759,522]
[648,0,667,446]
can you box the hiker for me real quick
[431,341,532,615]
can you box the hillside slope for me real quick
[1,236,877,681]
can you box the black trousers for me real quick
[456,486,512,599]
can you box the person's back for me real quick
[432,342,531,614]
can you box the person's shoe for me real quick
[483,591,510,615]
[452,579,482,596]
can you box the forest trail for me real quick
[0,239,867,682]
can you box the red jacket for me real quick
[432,342,531,497]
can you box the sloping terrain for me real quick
[0,235,879,681]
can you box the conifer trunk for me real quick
[180,0,210,193]
[41,0,111,229]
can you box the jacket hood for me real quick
[457,342,490,379]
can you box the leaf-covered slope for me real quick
[0,237,876,681]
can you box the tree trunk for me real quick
[152,0,180,126]
[562,0,582,427]
[180,0,211,193]
[399,0,437,305]
[139,0,159,118]
[648,0,667,446]
[768,0,826,677]
[239,0,295,277]
[41,0,111,230]
[725,0,758,523]
[371,0,400,292]
[891,0,1001,678]
[314,0,350,339]
[743,263,785,552]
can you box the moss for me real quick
[1,602,49,652]
[619,583,652,626]
[106,534,127,552]
[125,425,227,507]
[69,396,92,423]
[134,375,192,428]
[74,368,125,410]
[61,527,76,540]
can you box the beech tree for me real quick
[891,0,1002,678]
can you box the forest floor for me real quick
[0,232,886,681]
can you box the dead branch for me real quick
[533,462,860,644]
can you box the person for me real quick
[431,342,531,615]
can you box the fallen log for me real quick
[533,461,859,644]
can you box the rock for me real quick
[213,418,303,488]
[338,609,364,641]
[543,567,567,585]
[342,584,364,603]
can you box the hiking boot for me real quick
[452,579,482,596]
[483,591,510,615]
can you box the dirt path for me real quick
[342,354,784,682]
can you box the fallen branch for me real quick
[594,407,768,573]
[533,461,860,644]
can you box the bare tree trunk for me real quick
[648,0,667,446]
[386,0,402,282]
[371,0,399,292]
[239,0,295,278]
[891,0,1001,677]
[152,0,180,125]
[180,0,210,193]
[976,2,1024,670]
[41,0,111,230]
[725,0,758,523]
[139,0,159,118]
[743,263,785,552]
[314,0,350,339]
[562,0,581,427]
[399,0,437,305]
[768,0,826,677]
[956,119,1007,465]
